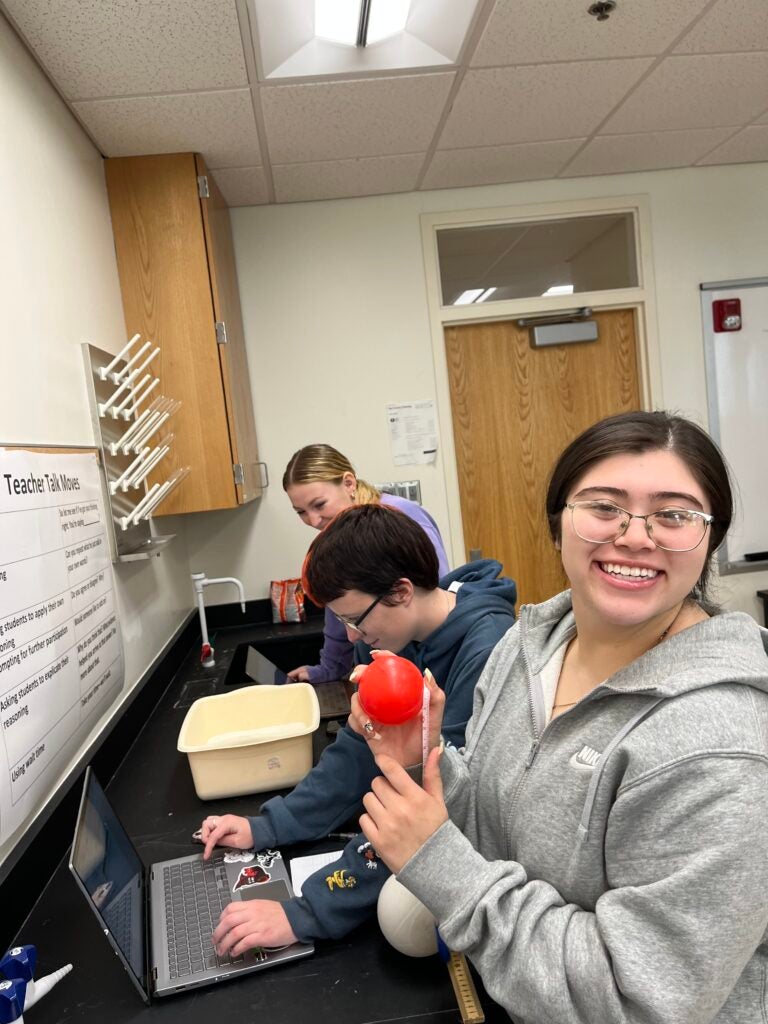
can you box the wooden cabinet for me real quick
[104,152,262,515]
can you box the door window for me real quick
[437,213,638,307]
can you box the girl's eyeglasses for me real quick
[566,500,713,552]
[329,594,385,637]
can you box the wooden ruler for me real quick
[447,951,484,1023]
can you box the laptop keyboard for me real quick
[317,680,352,718]
[163,859,249,979]
[103,884,134,952]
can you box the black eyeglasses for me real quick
[329,594,385,637]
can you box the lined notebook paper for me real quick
[289,850,344,895]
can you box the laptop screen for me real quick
[69,768,148,995]
[244,646,290,685]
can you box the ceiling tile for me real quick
[2,0,247,100]
[602,53,768,134]
[561,127,735,177]
[697,125,768,165]
[210,167,269,206]
[422,139,584,189]
[73,90,262,167]
[472,0,710,66]
[261,73,455,163]
[438,60,652,149]
[273,153,424,203]
[674,0,768,53]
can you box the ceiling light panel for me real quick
[454,289,485,305]
[315,0,359,46]
[367,0,412,45]
[252,0,481,79]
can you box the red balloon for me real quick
[358,654,424,725]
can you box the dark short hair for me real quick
[545,410,733,602]
[302,504,439,605]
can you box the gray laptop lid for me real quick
[69,767,150,1003]
[69,767,313,1004]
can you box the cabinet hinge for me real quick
[215,321,228,345]
[197,174,210,198]
[233,463,245,485]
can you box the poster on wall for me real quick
[386,400,438,466]
[0,447,123,850]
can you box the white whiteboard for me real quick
[0,447,124,853]
[702,279,768,571]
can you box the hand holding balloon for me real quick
[357,653,423,725]
[350,655,445,769]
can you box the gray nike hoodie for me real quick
[398,590,768,1024]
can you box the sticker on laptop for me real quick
[233,864,271,891]
[223,849,256,864]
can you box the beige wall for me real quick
[183,161,768,623]
[0,16,194,866]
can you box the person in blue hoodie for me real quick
[199,503,516,952]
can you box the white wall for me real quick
[0,16,194,866]
[183,162,768,623]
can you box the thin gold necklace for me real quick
[552,602,687,711]
[653,601,686,647]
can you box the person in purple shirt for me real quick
[283,444,450,684]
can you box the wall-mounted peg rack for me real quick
[82,338,189,562]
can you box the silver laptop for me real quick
[244,646,352,719]
[68,767,313,1003]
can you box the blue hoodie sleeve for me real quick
[431,607,515,750]
[283,835,392,942]
[306,608,354,685]
[439,645,496,749]
[247,724,379,849]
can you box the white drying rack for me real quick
[82,336,189,561]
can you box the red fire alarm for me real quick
[712,298,742,332]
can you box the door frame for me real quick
[420,194,661,568]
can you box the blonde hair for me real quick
[282,444,380,505]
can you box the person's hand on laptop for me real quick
[213,898,298,955]
[200,814,253,860]
[287,665,311,681]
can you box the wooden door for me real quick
[445,309,641,605]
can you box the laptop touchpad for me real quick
[239,879,291,903]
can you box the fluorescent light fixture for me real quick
[256,0,480,80]
[314,0,411,47]
[368,0,411,43]
[542,284,574,296]
[454,289,485,305]
[476,287,497,303]
[315,0,360,46]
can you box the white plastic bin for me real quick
[177,683,320,799]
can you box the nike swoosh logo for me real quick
[570,745,602,771]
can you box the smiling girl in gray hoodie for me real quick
[357,410,768,1024]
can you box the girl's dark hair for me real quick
[302,504,439,605]
[545,410,733,602]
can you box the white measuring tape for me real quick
[421,681,430,771]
